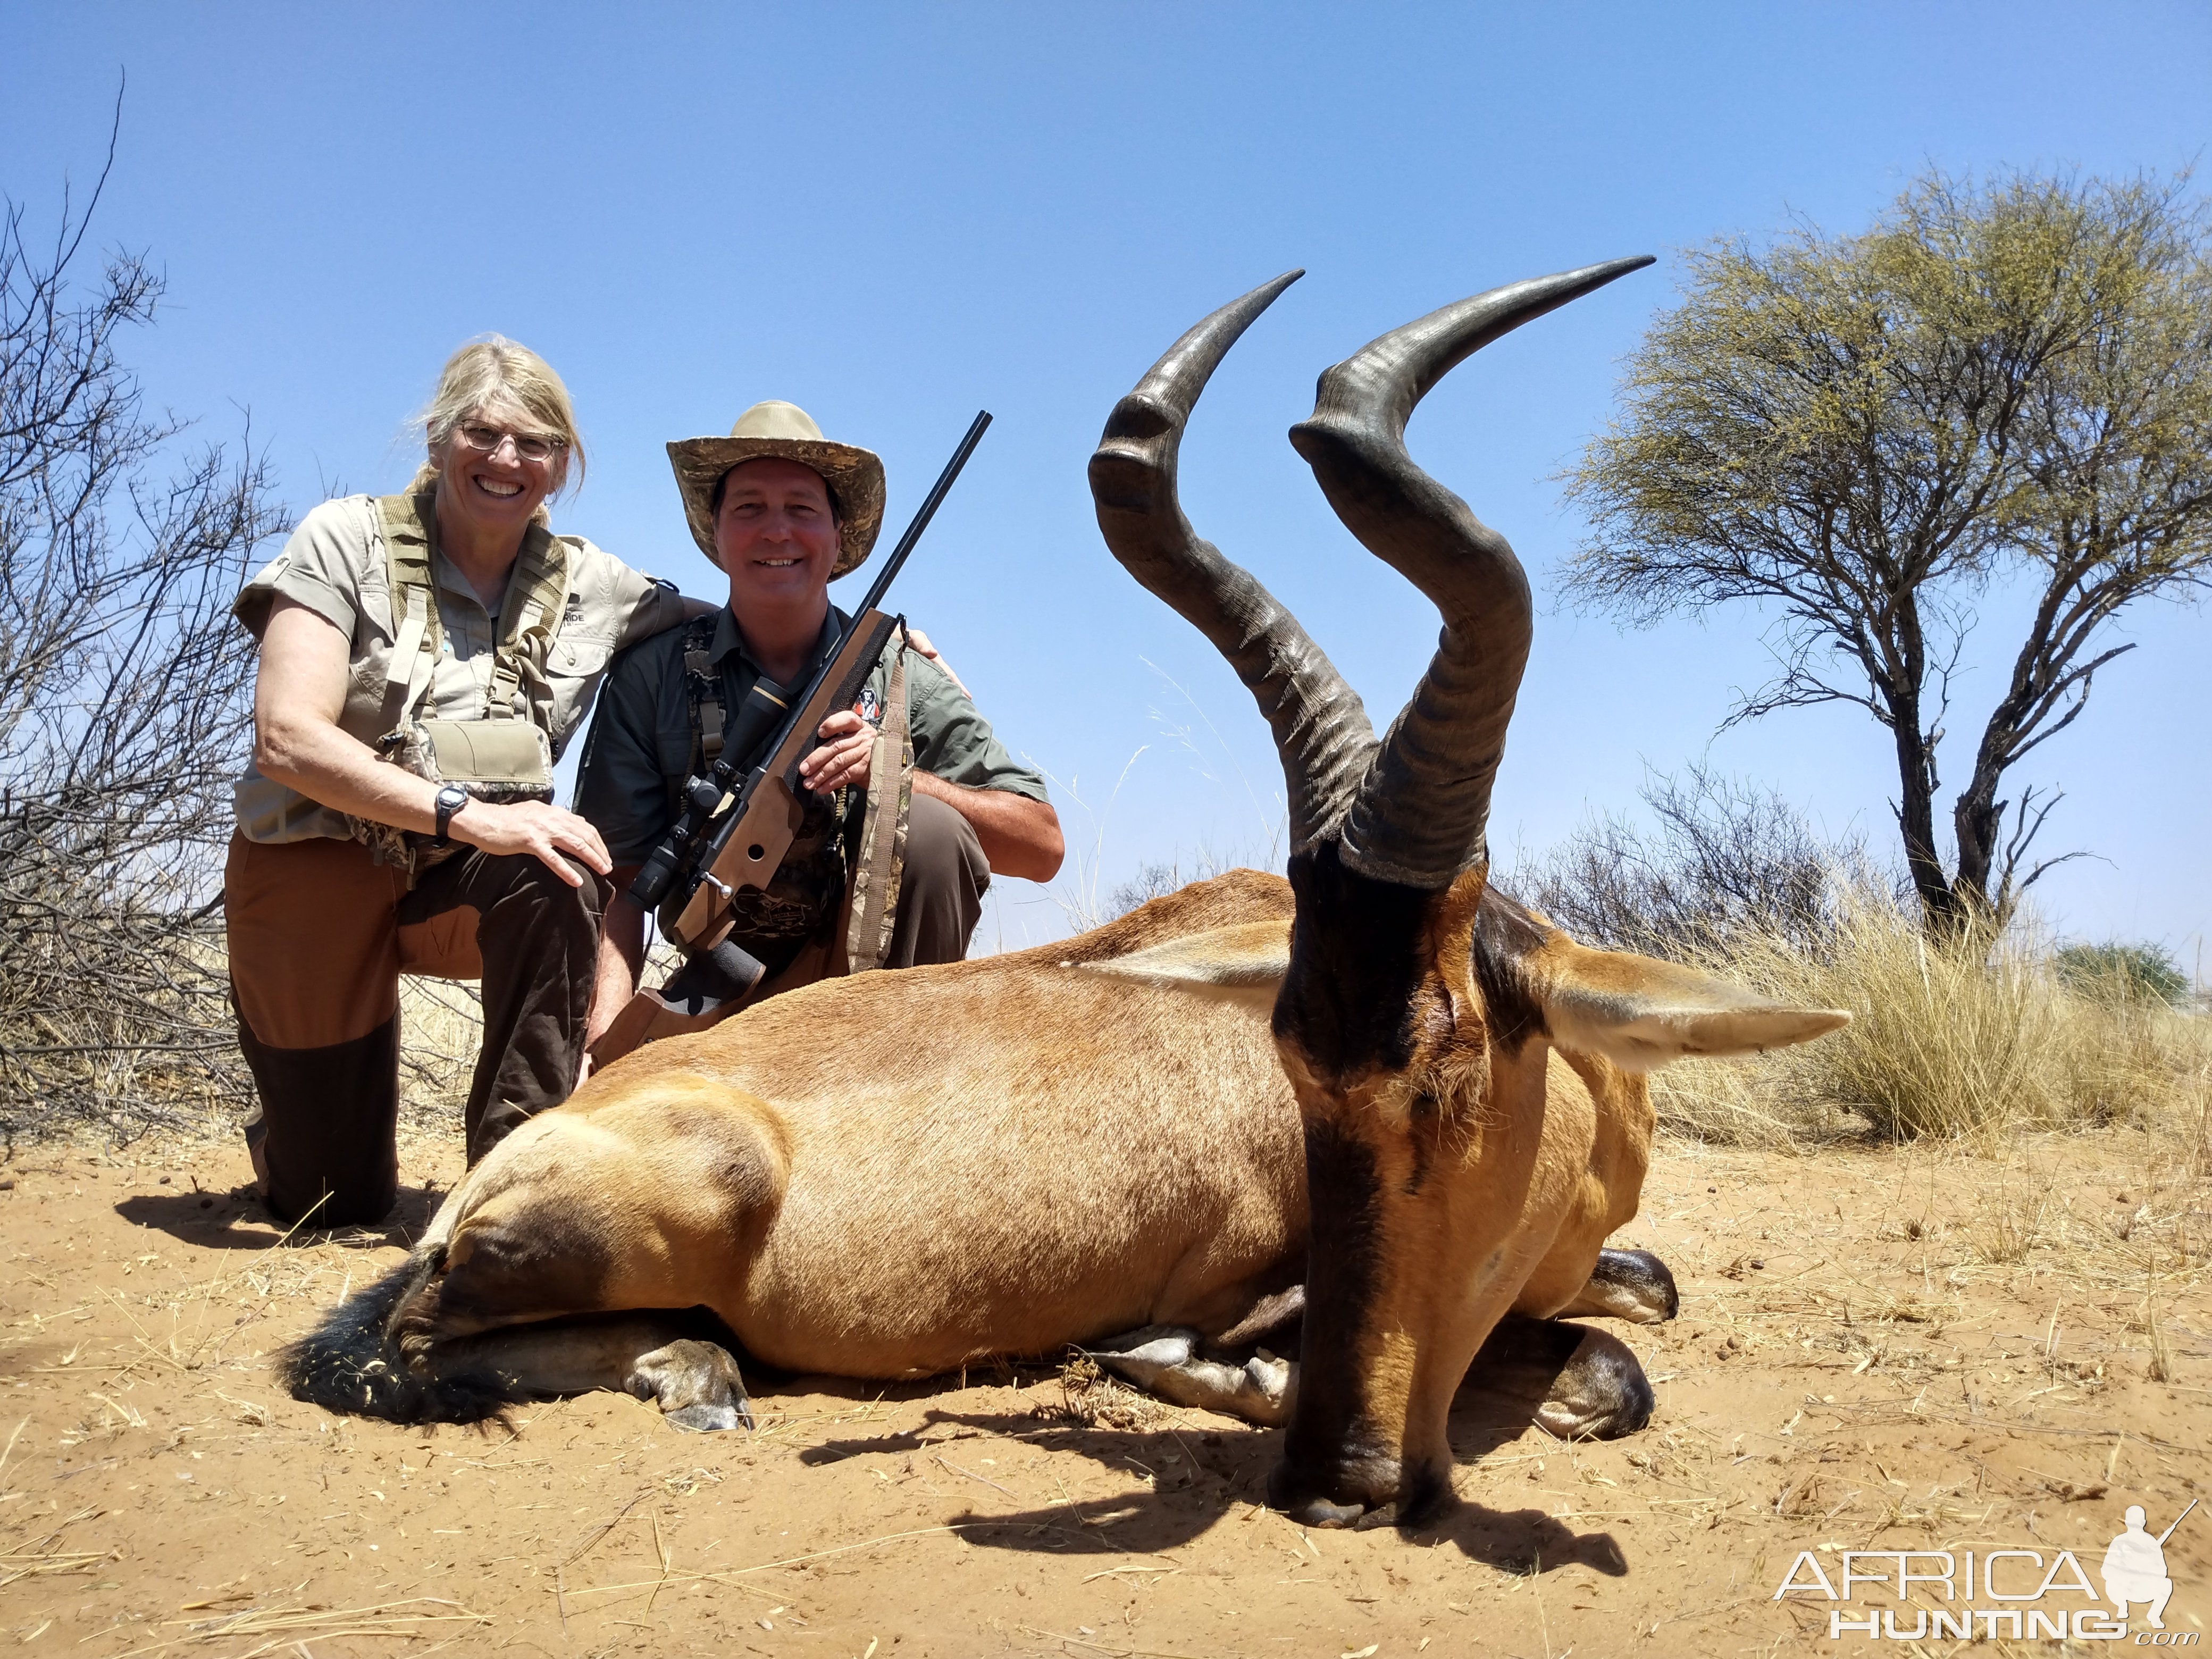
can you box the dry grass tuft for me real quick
[5,961,485,1156]
[1043,1354,1168,1431]
[395,976,483,1131]
[1650,879,2212,1149]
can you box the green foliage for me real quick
[1561,168,2212,935]
[2054,941,2191,1006]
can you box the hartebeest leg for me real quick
[1084,1327,1293,1425]
[426,1314,756,1431]
[1087,1259,1661,1440]
[1088,1309,1654,1444]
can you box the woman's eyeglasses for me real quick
[454,424,566,464]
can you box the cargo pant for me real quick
[224,832,609,1227]
[874,793,991,970]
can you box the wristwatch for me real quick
[432,784,471,847]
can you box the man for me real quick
[577,401,1062,1050]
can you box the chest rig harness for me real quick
[347,492,571,880]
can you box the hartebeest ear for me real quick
[1074,920,1292,1010]
[1534,941,1850,1072]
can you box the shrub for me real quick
[1513,767,2209,1146]
[1,155,281,1147]
[1511,764,1872,958]
[2053,942,2191,1006]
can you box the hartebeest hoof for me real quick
[1273,1487,1369,1529]
[627,1339,754,1432]
[1265,1451,1439,1529]
[1559,1248,1680,1325]
[1530,1325,1655,1441]
[1084,1326,1293,1426]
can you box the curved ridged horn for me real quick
[1290,255,1655,889]
[1091,271,1379,854]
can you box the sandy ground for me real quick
[3,1122,2207,1658]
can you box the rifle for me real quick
[588,410,993,1067]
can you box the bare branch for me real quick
[1,133,284,1147]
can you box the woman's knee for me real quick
[498,853,610,912]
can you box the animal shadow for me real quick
[857,1354,1630,1573]
[114,1180,446,1253]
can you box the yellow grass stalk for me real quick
[1650,878,2212,1147]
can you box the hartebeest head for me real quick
[1090,267,1848,1526]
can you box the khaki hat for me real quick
[667,400,887,576]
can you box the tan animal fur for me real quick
[303,866,1830,1434]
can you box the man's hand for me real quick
[797,707,875,796]
[451,799,614,886]
[794,631,964,798]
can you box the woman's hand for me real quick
[254,601,613,885]
[906,626,966,694]
[451,799,613,886]
[797,708,875,796]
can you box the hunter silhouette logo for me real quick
[2105,1502,2196,1631]
[1773,1499,2198,1642]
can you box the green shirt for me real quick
[574,603,1049,866]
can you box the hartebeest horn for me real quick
[1090,272,1379,857]
[1291,256,1655,888]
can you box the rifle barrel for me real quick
[2158,1497,2197,1544]
[856,410,992,617]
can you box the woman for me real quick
[228,337,697,1227]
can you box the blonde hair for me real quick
[406,336,585,521]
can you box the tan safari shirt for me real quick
[231,493,691,843]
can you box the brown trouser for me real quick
[224,832,608,1227]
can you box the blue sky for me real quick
[6,3,2207,963]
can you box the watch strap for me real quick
[433,785,468,845]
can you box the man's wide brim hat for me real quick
[667,400,886,577]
